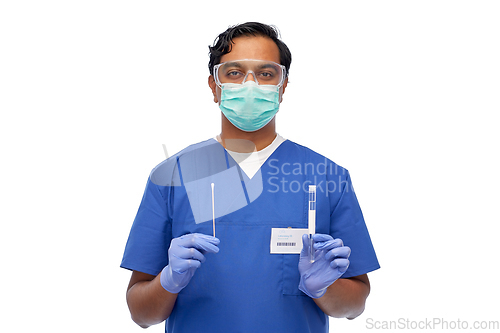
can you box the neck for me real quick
[219,115,277,152]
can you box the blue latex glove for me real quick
[298,234,351,298]
[160,233,220,294]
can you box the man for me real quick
[121,22,379,332]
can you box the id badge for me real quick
[270,228,307,254]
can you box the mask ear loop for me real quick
[242,70,259,85]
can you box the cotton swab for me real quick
[211,183,215,237]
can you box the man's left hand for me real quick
[298,234,351,298]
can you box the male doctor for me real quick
[121,22,379,332]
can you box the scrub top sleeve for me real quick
[120,177,172,276]
[329,171,379,278]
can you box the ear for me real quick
[208,75,218,103]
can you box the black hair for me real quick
[208,22,292,77]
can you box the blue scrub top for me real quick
[121,139,380,333]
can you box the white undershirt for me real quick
[214,134,287,179]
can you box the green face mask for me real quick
[219,81,280,132]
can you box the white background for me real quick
[1,1,499,332]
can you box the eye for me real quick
[257,71,275,80]
[227,70,243,77]
[223,68,245,79]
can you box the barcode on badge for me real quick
[277,242,296,247]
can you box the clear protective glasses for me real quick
[213,59,286,88]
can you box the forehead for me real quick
[220,36,281,64]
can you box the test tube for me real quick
[308,185,316,263]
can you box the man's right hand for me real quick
[160,233,220,294]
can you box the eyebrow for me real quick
[223,61,244,68]
[222,62,278,71]
[257,63,279,71]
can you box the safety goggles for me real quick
[213,59,286,88]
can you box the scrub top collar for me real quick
[214,134,287,179]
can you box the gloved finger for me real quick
[314,238,344,251]
[312,233,333,243]
[193,233,221,246]
[177,233,220,253]
[302,233,311,246]
[300,234,311,254]
[330,258,350,273]
[324,246,351,261]
[171,257,202,273]
[172,246,207,263]
[177,233,219,244]
[178,233,220,245]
